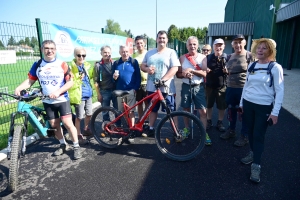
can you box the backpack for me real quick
[247,61,277,87]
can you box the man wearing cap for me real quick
[202,38,228,132]
[221,34,253,147]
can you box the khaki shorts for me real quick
[205,86,227,110]
[116,89,136,112]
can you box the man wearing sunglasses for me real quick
[15,40,82,160]
[69,47,94,144]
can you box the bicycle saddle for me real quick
[112,90,130,97]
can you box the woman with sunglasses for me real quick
[69,47,94,144]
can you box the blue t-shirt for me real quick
[112,57,141,91]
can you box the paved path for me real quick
[0,75,299,199]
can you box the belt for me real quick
[184,82,204,87]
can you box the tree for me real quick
[7,36,16,46]
[30,37,38,48]
[0,40,4,48]
[18,39,25,45]
[124,29,134,38]
[167,24,179,42]
[24,37,30,46]
[104,19,127,37]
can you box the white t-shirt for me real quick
[142,48,180,94]
[181,53,205,85]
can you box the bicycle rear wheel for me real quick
[8,125,23,192]
[155,111,206,161]
[90,106,129,148]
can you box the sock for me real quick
[73,142,80,147]
[59,138,66,144]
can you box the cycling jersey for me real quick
[28,58,72,104]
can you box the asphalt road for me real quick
[0,79,299,200]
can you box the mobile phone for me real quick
[267,118,273,126]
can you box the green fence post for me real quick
[35,18,43,59]
[147,38,149,51]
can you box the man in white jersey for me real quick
[15,40,82,160]
[140,30,180,137]
[176,36,211,145]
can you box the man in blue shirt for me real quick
[112,45,141,127]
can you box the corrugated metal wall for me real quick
[276,17,300,69]
[225,0,275,38]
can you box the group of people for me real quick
[14,31,284,183]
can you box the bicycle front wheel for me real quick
[155,111,206,161]
[90,106,129,149]
[8,125,23,192]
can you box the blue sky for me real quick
[1,0,227,39]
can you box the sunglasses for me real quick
[202,49,210,52]
[77,54,86,58]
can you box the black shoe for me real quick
[216,120,226,132]
[206,120,212,130]
[53,144,67,156]
[142,128,155,137]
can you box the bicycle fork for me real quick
[162,100,183,143]
[7,112,29,160]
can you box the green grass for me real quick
[0,59,98,150]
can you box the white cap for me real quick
[213,38,224,45]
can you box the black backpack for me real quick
[247,61,277,87]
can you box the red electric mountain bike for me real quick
[90,80,206,161]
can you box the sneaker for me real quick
[78,134,88,145]
[205,133,212,146]
[216,120,226,132]
[181,127,190,137]
[241,151,253,164]
[234,135,249,147]
[220,129,236,139]
[83,128,93,137]
[73,146,82,160]
[53,144,67,156]
[250,163,261,183]
[142,128,155,137]
[206,119,212,130]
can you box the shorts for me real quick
[117,89,136,112]
[181,83,206,109]
[148,91,176,112]
[74,97,93,119]
[205,86,227,110]
[136,84,147,101]
[43,101,72,120]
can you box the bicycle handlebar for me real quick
[154,79,166,89]
[0,92,49,102]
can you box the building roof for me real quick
[208,22,254,36]
[276,0,300,23]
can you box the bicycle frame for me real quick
[0,92,52,156]
[106,90,163,134]
[105,87,178,136]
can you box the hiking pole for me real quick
[189,78,194,139]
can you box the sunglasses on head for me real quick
[202,49,210,52]
[77,54,86,58]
